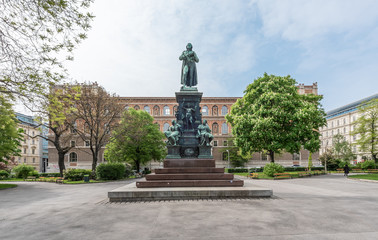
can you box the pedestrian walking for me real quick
[343,164,350,176]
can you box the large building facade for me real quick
[14,113,48,172]
[319,93,378,163]
[47,83,320,171]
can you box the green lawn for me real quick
[0,183,17,190]
[349,174,378,181]
[0,178,24,182]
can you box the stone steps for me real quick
[155,167,224,174]
[146,173,234,181]
[136,179,244,188]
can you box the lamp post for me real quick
[226,149,230,169]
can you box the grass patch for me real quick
[233,172,274,179]
[349,174,378,181]
[0,183,17,189]
[0,178,25,182]
[63,179,105,184]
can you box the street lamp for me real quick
[226,149,230,169]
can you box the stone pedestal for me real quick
[198,146,212,158]
[166,145,181,159]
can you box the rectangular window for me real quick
[71,140,76,147]
[24,158,26,163]
[343,118,346,125]
[337,120,339,126]
[32,139,35,145]
[223,140,228,146]
[213,141,218,147]
[24,148,27,154]
[32,149,35,154]
[353,135,356,141]
[344,128,346,134]
[261,152,267,161]
[85,140,90,147]
[32,158,35,163]
[293,153,300,161]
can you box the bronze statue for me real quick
[164,120,182,146]
[197,120,213,146]
[179,43,199,88]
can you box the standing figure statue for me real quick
[197,120,214,146]
[164,120,182,146]
[179,43,199,88]
[182,106,196,130]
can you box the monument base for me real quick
[108,182,273,202]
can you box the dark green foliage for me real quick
[226,73,326,162]
[0,96,23,163]
[30,170,40,178]
[227,168,249,173]
[0,170,10,179]
[12,164,35,179]
[39,173,61,177]
[362,160,376,170]
[248,167,264,173]
[105,109,166,172]
[64,169,92,181]
[263,162,285,177]
[96,163,126,180]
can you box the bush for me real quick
[12,164,35,179]
[64,169,92,181]
[248,167,264,173]
[362,160,376,170]
[338,161,352,168]
[227,168,248,173]
[0,170,10,179]
[39,173,61,177]
[263,163,285,177]
[30,170,40,178]
[96,163,126,180]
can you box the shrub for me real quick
[263,163,285,177]
[362,160,376,170]
[338,161,352,168]
[0,170,10,179]
[227,168,248,173]
[39,173,61,177]
[96,163,125,180]
[248,167,264,173]
[124,164,133,178]
[30,170,40,178]
[64,169,92,181]
[12,164,35,179]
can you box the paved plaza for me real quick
[1,174,377,240]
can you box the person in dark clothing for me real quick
[344,164,350,176]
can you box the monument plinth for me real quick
[109,43,272,201]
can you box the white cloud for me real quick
[66,0,257,97]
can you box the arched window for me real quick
[212,106,218,116]
[163,106,170,116]
[212,122,219,134]
[222,122,228,134]
[221,106,228,116]
[292,153,300,161]
[163,122,170,131]
[202,105,209,116]
[134,105,140,110]
[69,152,77,162]
[153,105,160,116]
[124,105,129,110]
[144,105,150,114]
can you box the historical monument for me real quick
[136,43,243,188]
[108,44,272,201]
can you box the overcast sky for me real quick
[64,0,378,112]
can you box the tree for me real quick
[0,0,94,102]
[319,148,337,171]
[332,134,355,162]
[105,109,166,172]
[220,139,249,167]
[70,83,124,173]
[0,95,22,163]
[352,99,378,162]
[226,73,326,162]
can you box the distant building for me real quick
[47,83,319,171]
[319,93,378,163]
[14,113,48,172]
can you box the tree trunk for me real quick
[92,153,98,176]
[135,159,140,173]
[58,152,66,177]
[269,150,275,163]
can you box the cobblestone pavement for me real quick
[1,175,377,240]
